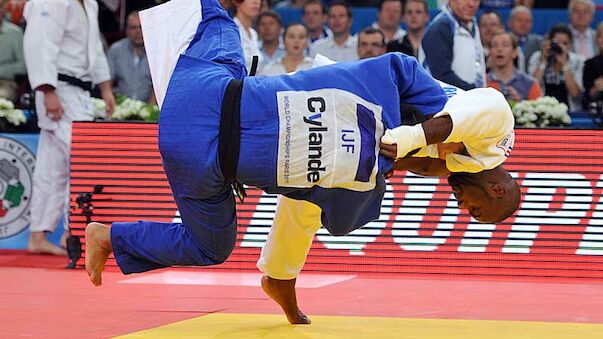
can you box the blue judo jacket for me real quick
[110,0,446,275]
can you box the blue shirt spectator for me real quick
[107,12,154,102]
[419,0,486,90]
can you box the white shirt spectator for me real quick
[570,25,597,61]
[371,21,406,43]
[234,17,262,72]
[261,44,286,69]
[309,35,358,62]
[260,56,314,76]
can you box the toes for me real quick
[90,273,102,286]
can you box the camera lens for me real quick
[550,41,563,55]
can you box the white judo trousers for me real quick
[257,196,322,280]
[23,0,111,232]
[29,84,94,232]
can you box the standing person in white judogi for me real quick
[23,0,115,255]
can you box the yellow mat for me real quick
[116,313,603,339]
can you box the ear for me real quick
[489,183,506,198]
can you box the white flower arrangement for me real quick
[92,95,159,122]
[512,96,571,128]
[0,98,27,126]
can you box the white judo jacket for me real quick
[23,0,111,130]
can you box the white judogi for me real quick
[23,0,110,232]
[258,66,515,279]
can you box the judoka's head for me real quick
[447,166,521,223]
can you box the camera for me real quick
[550,41,564,55]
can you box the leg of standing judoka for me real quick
[257,195,322,324]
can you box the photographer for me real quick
[583,22,603,114]
[529,24,584,112]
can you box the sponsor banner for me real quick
[276,89,383,191]
[70,123,603,281]
[0,133,65,249]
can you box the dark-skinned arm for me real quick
[392,157,451,178]
[380,115,453,159]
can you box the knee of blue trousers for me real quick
[204,223,237,264]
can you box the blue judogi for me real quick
[110,0,447,274]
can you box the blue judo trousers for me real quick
[110,0,448,274]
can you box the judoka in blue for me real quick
[108,0,447,274]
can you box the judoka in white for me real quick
[23,0,115,255]
[258,58,521,324]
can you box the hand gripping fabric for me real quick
[380,124,427,159]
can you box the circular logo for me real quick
[0,136,35,239]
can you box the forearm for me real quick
[532,62,545,80]
[98,81,112,94]
[563,69,582,98]
[422,115,452,145]
[393,157,450,177]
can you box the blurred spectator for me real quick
[357,27,386,59]
[4,0,26,26]
[257,11,285,67]
[302,0,332,44]
[583,23,603,108]
[0,0,26,102]
[261,0,271,11]
[481,0,513,8]
[107,11,154,103]
[310,0,358,62]
[436,0,449,9]
[372,0,405,43]
[420,0,486,90]
[233,0,262,72]
[23,0,115,255]
[387,0,429,57]
[568,0,597,60]
[274,0,306,8]
[508,5,542,72]
[514,0,533,7]
[261,23,313,75]
[529,24,584,111]
[347,0,380,5]
[479,10,504,71]
[487,31,542,101]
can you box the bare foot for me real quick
[27,232,67,256]
[85,222,113,286]
[261,275,310,324]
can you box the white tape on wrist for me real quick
[381,124,427,159]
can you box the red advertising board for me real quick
[69,122,603,282]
